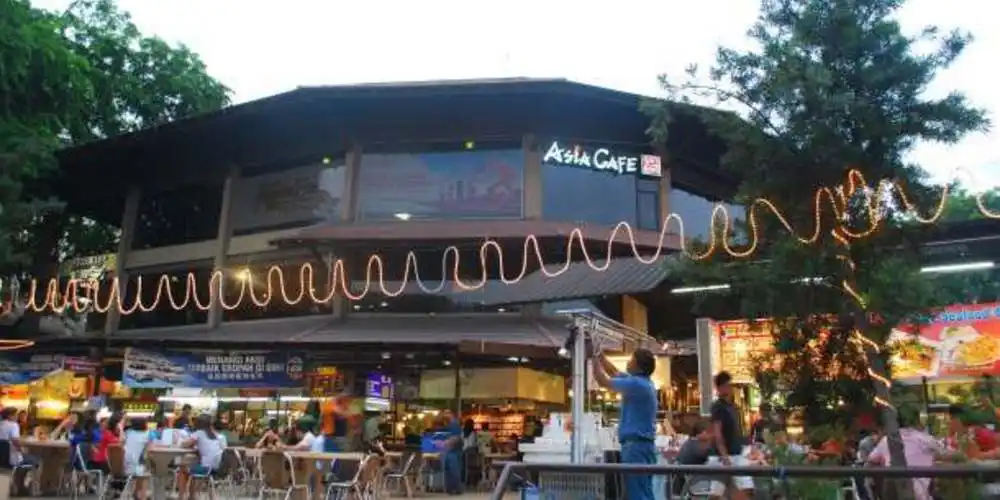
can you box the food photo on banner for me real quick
[892,302,1000,380]
[123,348,305,388]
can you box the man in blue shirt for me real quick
[593,347,658,500]
[435,409,464,495]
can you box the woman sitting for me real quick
[123,417,154,500]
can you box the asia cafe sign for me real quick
[542,141,662,178]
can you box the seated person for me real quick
[671,420,713,495]
[123,418,154,500]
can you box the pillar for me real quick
[453,352,462,417]
[104,185,141,335]
[332,143,362,320]
[656,147,673,230]
[621,295,649,334]
[522,134,542,220]
[695,317,716,416]
[207,166,240,329]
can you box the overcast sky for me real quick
[33,0,1000,190]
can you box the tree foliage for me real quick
[0,0,230,278]
[645,0,990,489]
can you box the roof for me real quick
[477,257,670,306]
[55,77,735,222]
[106,313,569,349]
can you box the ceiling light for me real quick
[670,284,731,294]
[394,213,412,221]
[920,261,994,274]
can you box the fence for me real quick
[489,461,1000,500]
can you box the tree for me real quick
[942,186,1000,222]
[0,0,229,330]
[645,0,989,497]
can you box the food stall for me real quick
[419,366,566,442]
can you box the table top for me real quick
[148,447,194,455]
[20,439,69,448]
[385,450,440,458]
[285,451,364,461]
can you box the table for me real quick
[20,439,69,494]
[147,447,194,500]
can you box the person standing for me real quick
[592,347,658,500]
[435,410,464,495]
[710,371,753,500]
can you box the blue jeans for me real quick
[443,450,463,493]
[621,440,656,500]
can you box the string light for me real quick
[2,169,997,316]
[0,340,34,351]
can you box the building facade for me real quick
[50,78,738,343]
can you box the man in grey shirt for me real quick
[674,421,713,495]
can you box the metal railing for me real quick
[490,461,1000,500]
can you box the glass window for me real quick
[637,190,660,231]
[670,188,745,242]
[132,184,222,249]
[230,161,346,234]
[357,149,524,221]
[542,165,638,226]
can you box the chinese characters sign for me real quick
[124,348,304,388]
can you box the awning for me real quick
[109,313,569,356]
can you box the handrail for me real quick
[489,461,1000,500]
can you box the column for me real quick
[453,353,462,417]
[332,143,362,320]
[207,166,240,329]
[522,134,542,219]
[104,185,141,336]
[656,147,673,230]
[695,317,716,416]
[621,295,649,334]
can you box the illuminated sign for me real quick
[542,141,661,177]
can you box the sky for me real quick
[32,0,1000,190]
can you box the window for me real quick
[132,184,223,249]
[358,149,524,221]
[670,188,745,242]
[230,161,346,234]
[542,165,638,226]
[636,179,660,231]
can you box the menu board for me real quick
[716,320,779,384]
[366,373,393,400]
[892,302,1000,380]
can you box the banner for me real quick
[0,354,61,385]
[0,353,93,385]
[229,162,346,232]
[893,302,1000,380]
[123,348,305,389]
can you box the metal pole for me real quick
[570,326,586,463]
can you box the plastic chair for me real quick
[187,449,225,499]
[0,440,38,496]
[118,446,154,500]
[69,443,109,500]
[324,454,371,500]
[382,452,417,497]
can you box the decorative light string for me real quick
[2,169,998,316]
[0,340,34,351]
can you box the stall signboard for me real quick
[123,348,305,389]
[366,373,393,400]
[715,320,781,385]
[542,141,662,178]
[892,302,1000,380]
[0,353,69,385]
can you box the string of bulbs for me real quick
[3,169,997,316]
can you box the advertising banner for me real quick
[358,150,524,220]
[712,302,1000,384]
[0,353,66,385]
[892,302,1000,380]
[123,348,305,389]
